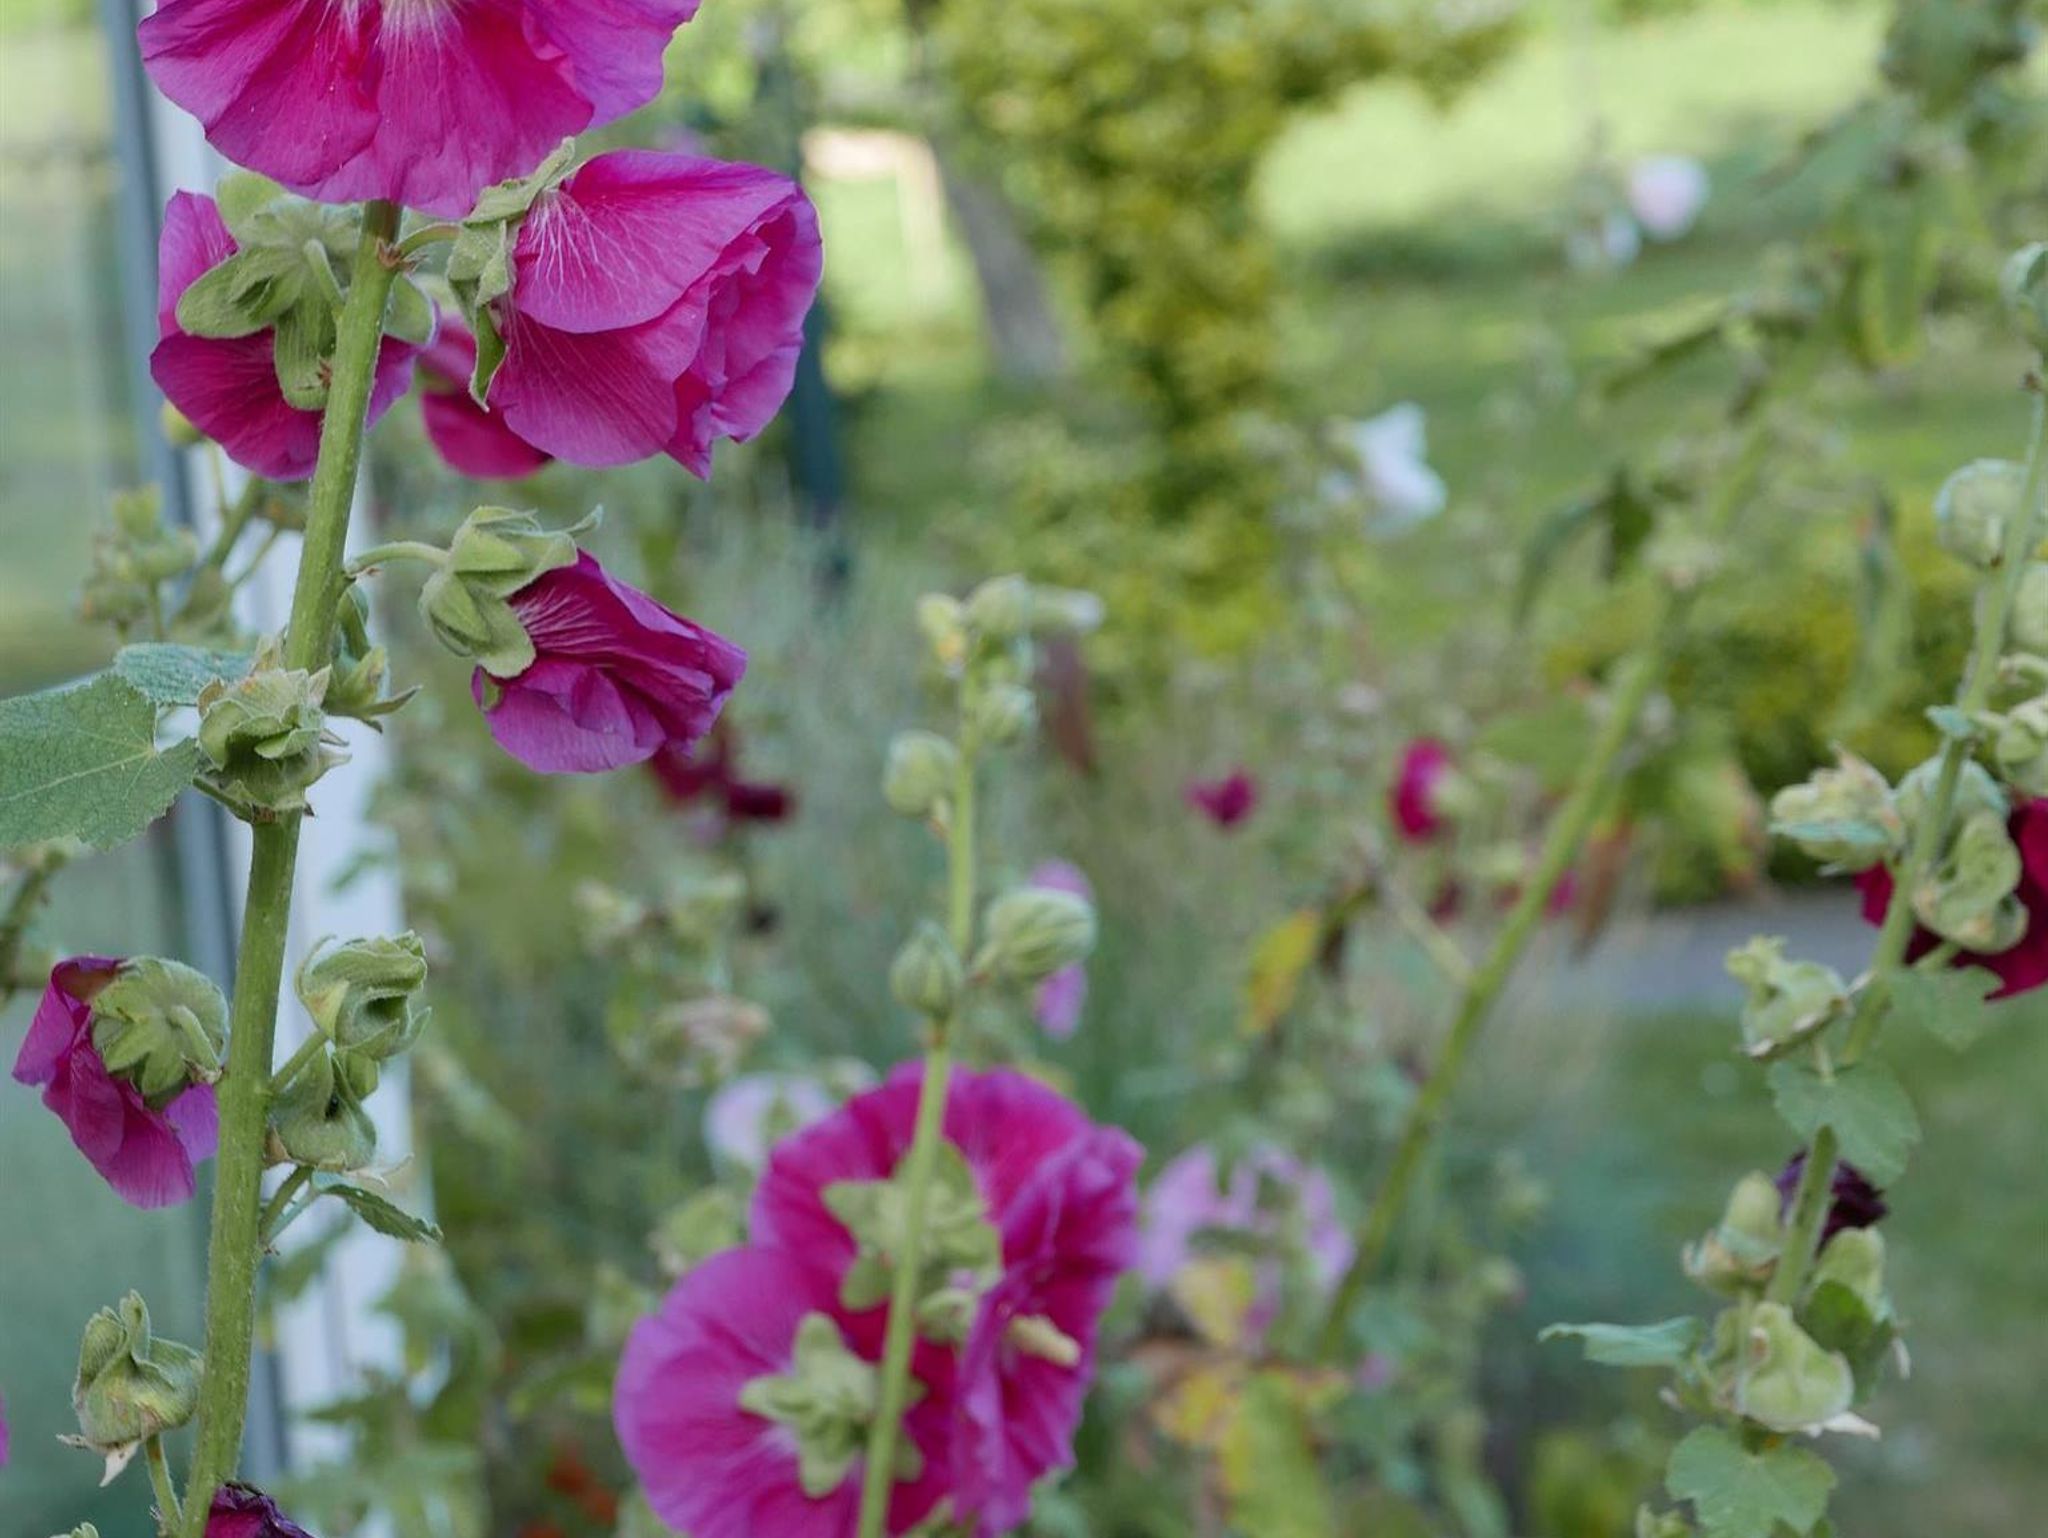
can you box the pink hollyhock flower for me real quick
[650,721,796,825]
[139,0,699,218]
[1391,737,1455,843]
[751,1067,1141,1535]
[206,1483,317,1538]
[1136,1144,1353,1336]
[1185,769,1258,829]
[150,192,422,481]
[10,957,219,1209]
[1027,861,1091,1040]
[486,150,823,475]
[614,1246,954,1538]
[418,321,551,480]
[1855,797,2048,999]
[476,551,745,774]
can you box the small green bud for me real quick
[1768,749,1902,872]
[970,681,1037,748]
[295,932,429,1060]
[915,593,968,670]
[71,1292,202,1453]
[1733,1301,1855,1433]
[269,1046,378,1172]
[1934,459,2027,570]
[964,574,1033,641]
[883,730,961,818]
[1726,937,1848,1057]
[1992,695,2048,795]
[326,585,415,724]
[417,506,582,676]
[2001,242,2048,352]
[197,655,346,816]
[2011,562,2048,656]
[977,887,1097,984]
[1683,1171,1783,1295]
[890,922,964,1018]
[89,957,229,1103]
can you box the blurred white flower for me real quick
[1342,402,1448,535]
[703,1071,835,1169]
[1627,155,1710,241]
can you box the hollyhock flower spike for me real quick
[1026,861,1091,1039]
[1391,737,1456,844]
[418,321,552,480]
[1855,796,2048,998]
[614,1245,954,1538]
[1186,769,1259,829]
[139,0,700,218]
[462,149,824,476]
[151,192,422,481]
[11,957,219,1209]
[205,1483,318,1538]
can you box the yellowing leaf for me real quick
[1218,1370,1337,1538]
[1243,909,1322,1038]
[1171,1256,1260,1351]
[1151,1362,1241,1451]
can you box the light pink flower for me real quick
[10,957,219,1209]
[1627,155,1710,242]
[150,192,422,481]
[614,1245,954,1538]
[139,0,699,218]
[1027,861,1091,1040]
[418,321,552,480]
[704,1072,836,1170]
[486,150,823,475]
[1391,737,1455,843]
[476,550,745,774]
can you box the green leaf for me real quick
[1665,1426,1834,1538]
[113,644,253,706]
[1888,967,2003,1050]
[0,674,201,851]
[1539,1317,1704,1368]
[1220,1371,1338,1538]
[386,274,436,346]
[1766,1058,1920,1185]
[317,1179,443,1245]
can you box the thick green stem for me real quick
[177,199,401,1538]
[857,708,980,1538]
[1319,624,1675,1354]
[1767,1123,1840,1305]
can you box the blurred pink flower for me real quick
[1185,769,1259,829]
[487,150,822,475]
[139,0,699,217]
[206,1483,318,1538]
[704,1072,835,1170]
[1390,737,1455,843]
[418,321,552,480]
[614,1246,954,1538]
[10,957,218,1210]
[1027,861,1091,1040]
[150,192,422,481]
[476,551,745,774]
[1627,156,1710,241]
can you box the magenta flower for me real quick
[150,192,422,481]
[1856,797,2048,999]
[205,1483,317,1538]
[614,1245,954,1538]
[1185,769,1259,829]
[650,721,796,826]
[476,551,745,774]
[139,0,699,218]
[1391,737,1455,843]
[1027,861,1091,1040]
[751,1066,1140,1536]
[485,150,823,475]
[10,957,219,1210]
[418,321,551,480]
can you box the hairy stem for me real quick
[177,199,400,1538]
[857,708,980,1538]
[146,1434,183,1533]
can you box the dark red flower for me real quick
[1854,797,2048,999]
[1775,1151,1888,1241]
[1185,769,1258,829]
[649,721,794,824]
[206,1483,316,1538]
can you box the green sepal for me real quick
[1725,937,1848,1058]
[88,956,229,1105]
[1732,1301,1855,1433]
[175,244,311,339]
[272,299,335,411]
[1539,1316,1704,1369]
[386,273,437,346]
[71,1291,203,1452]
[736,1312,917,1498]
[823,1142,1001,1343]
[270,1045,379,1173]
[416,506,588,676]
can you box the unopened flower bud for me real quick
[1993,696,2048,795]
[1683,1171,1783,1294]
[1934,459,2026,570]
[964,574,1033,641]
[915,593,968,670]
[2002,242,2048,352]
[270,1047,378,1172]
[2011,563,2048,656]
[971,681,1037,748]
[88,957,229,1103]
[1726,937,1847,1056]
[418,506,581,675]
[71,1292,202,1453]
[1768,749,1902,872]
[197,657,346,816]
[883,730,960,818]
[890,922,964,1018]
[335,1047,382,1100]
[325,586,413,724]
[977,887,1097,984]
[295,933,428,1060]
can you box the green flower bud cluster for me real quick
[69,1292,202,1458]
[270,1042,380,1173]
[296,932,430,1067]
[89,957,229,1105]
[196,649,348,817]
[612,993,770,1090]
[824,1142,1001,1345]
[976,886,1097,984]
[78,487,199,636]
[736,1313,924,1498]
[890,921,964,1019]
[883,730,962,820]
[418,506,585,676]
[1767,749,1903,872]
